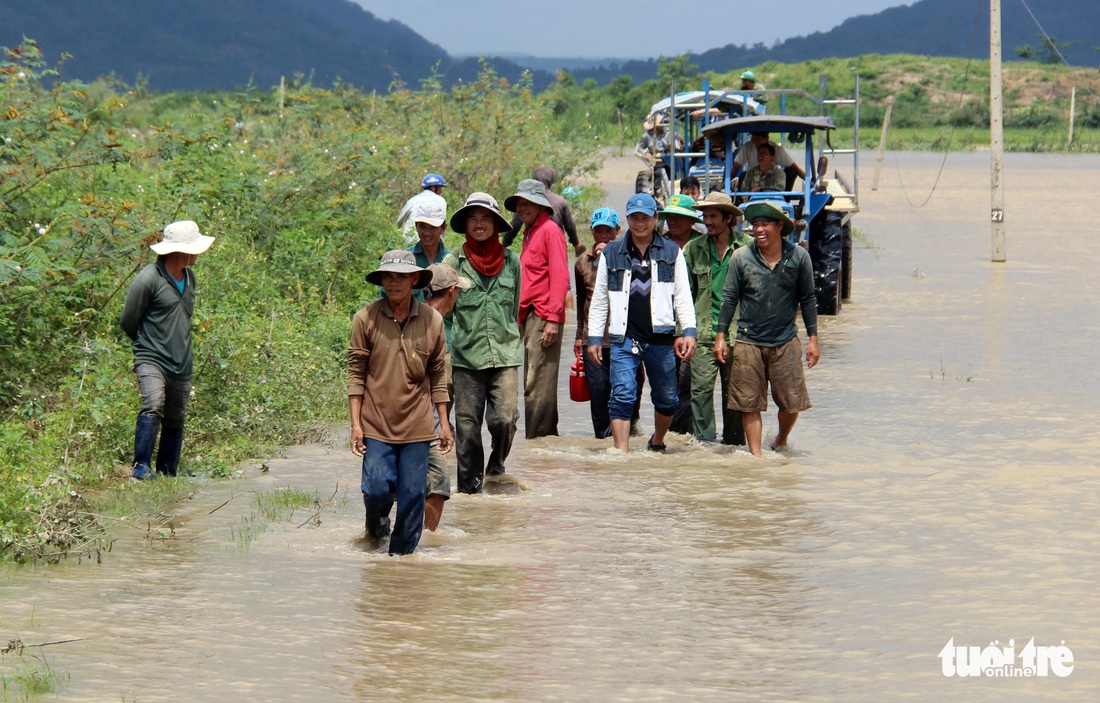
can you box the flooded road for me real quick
[3,151,1099,701]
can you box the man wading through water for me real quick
[120,220,215,481]
[349,251,451,555]
[713,201,819,457]
[507,179,570,439]
[587,193,697,453]
[442,193,522,493]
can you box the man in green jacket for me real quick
[120,220,215,480]
[684,192,752,445]
[442,193,522,494]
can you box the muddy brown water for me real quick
[2,151,1099,702]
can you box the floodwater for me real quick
[2,151,1099,702]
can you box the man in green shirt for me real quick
[713,201,820,457]
[442,193,522,494]
[120,220,215,480]
[684,193,752,445]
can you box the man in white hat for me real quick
[397,173,448,241]
[120,220,215,480]
[713,201,820,457]
[350,250,451,555]
[506,179,570,439]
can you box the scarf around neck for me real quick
[463,235,505,278]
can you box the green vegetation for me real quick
[546,54,1100,152]
[3,39,1098,562]
[0,650,68,700]
[0,41,595,561]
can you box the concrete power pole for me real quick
[990,0,1006,262]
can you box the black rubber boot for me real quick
[156,426,184,477]
[131,415,161,481]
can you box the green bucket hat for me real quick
[504,179,553,212]
[659,194,703,222]
[743,200,794,238]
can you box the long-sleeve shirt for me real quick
[716,240,818,347]
[574,247,608,346]
[518,210,570,326]
[441,247,523,370]
[504,191,579,247]
[347,298,448,443]
[120,262,196,380]
[396,190,447,237]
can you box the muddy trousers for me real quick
[132,363,191,479]
[523,314,562,439]
[690,342,744,445]
[452,366,519,494]
[361,439,429,556]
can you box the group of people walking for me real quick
[120,166,821,558]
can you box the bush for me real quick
[0,41,599,560]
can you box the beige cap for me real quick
[427,263,473,292]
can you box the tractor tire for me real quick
[841,220,853,300]
[809,211,844,316]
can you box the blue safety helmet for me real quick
[422,173,447,188]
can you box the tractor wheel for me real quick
[809,211,844,316]
[841,220,853,300]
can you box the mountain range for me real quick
[1,0,1095,92]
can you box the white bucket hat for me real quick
[150,220,216,255]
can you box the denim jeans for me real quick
[135,363,191,429]
[362,438,429,555]
[452,366,519,493]
[609,338,678,420]
[584,345,643,438]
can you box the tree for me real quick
[657,54,699,92]
[1014,34,1079,64]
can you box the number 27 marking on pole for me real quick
[991,209,1004,223]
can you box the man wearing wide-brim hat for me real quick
[349,250,451,555]
[442,193,523,494]
[506,179,570,440]
[713,200,820,457]
[684,192,754,446]
[120,220,215,481]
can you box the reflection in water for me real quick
[2,153,1099,701]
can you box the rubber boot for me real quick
[156,426,184,477]
[131,415,161,481]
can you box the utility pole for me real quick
[990,0,1006,262]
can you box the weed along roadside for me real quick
[0,39,598,561]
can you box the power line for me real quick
[895,0,986,209]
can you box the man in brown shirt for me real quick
[349,250,451,555]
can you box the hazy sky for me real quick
[353,0,912,58]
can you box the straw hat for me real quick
[695,192,743,217]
